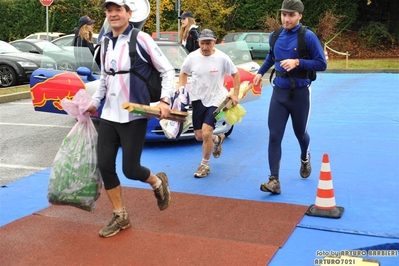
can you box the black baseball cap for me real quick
[179,11,194,19]
[78,16,95,27]
[279,0,304,14]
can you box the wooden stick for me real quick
[213,83,253,120]
[122,102,188,122]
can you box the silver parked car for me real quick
[51,34,99,47]
[0,40,56,87]
[10,39,77,72]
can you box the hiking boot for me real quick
[99,210,131,238]
[154,172,171,211]
[300,155,311,178]
[194,164,210,178]
[260,176,281,194]
[212,134,226,158]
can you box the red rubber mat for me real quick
[0,187,307,265]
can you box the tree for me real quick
[0,0,396,45]
[178,0,237,39]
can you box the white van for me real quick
[25,32,66,41]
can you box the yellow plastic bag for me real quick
[224,104,246,125]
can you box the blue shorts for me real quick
[191,100,217,130]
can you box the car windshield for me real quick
[0,41,23,54]
[157,41,254,70]
[37,41,254,75]
[216,41,253,64]
[52,34,99,47]
[35,41,63,52]
[41,46,100,73]
[157,43,188,71]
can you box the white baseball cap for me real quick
[102,0,127,8]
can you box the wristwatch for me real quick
[160,97,171,105]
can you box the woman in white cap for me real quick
[178,11,200,53]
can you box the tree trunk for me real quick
[389,0,399,36]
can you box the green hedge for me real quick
[0,0,396,46]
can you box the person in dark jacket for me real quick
[73,16,96,68]
[178,11,200,53]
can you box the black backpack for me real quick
[269,25,316,85]
[102,28,162,102]
[186,27,200,53]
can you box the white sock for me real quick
[152,178,162,189]
[114,207,126,215]
[201,158,209,165]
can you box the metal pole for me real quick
[177,0,180,41]
[46,6,49,40]
[156,0,160,38]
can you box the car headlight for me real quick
[17,61,38,67]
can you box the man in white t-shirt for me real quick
[179,29,240,178]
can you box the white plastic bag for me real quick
[47,89,102,212]
[161,87,190,139]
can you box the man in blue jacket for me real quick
[253,0,327,194]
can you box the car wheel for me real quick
[224,125,234,137]
[0,64,18,87]
[58,61,75,71]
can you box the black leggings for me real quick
[268,85,311,177]
[97,119,150,190]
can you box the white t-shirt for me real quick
[181,48,238,107]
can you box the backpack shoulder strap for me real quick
[129,28,140,68]
[269,26,283,84]
[298,25,308,59]
[127,28,151,84]
[270,26,283,62]
[102,37,109,65]
[102,28,152,84]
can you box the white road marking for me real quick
[8,102,32,105]
[0,164,47,171]
[0,122,71,128]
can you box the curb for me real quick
[324,69,399,74]
[0,91,31,104]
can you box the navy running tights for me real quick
[268,85,311,177]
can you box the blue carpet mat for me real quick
[1,73,398,265]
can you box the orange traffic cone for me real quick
[306,154,344,218]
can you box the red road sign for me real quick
[40,0,53,6]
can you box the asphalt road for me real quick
[0,99,75,186]
[0,76,270,186]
